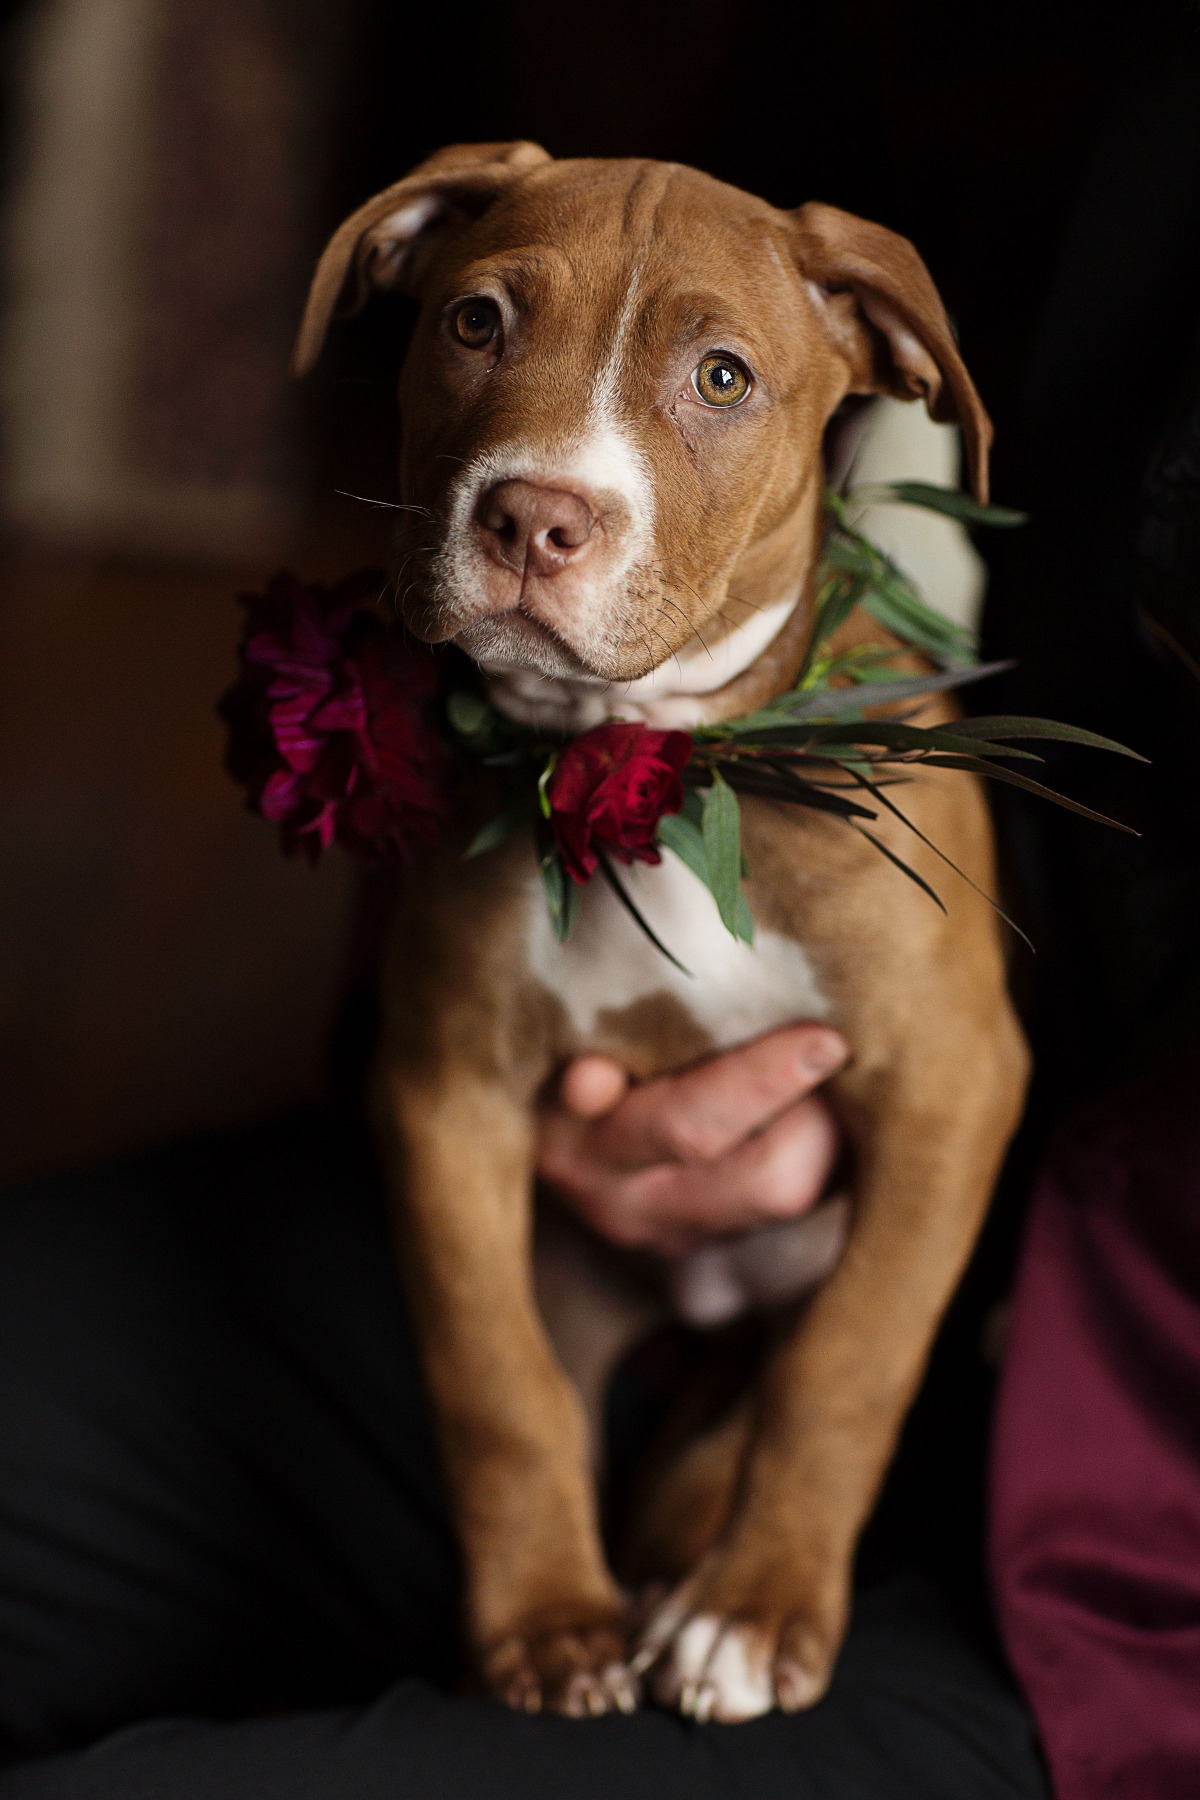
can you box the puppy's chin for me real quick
[453,613,609,683]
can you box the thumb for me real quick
[559,1055,630,1119]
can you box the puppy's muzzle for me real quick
[476,479,599,580]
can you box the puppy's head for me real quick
[296,142,990,687]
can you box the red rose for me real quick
[547,722,693,883]
[220,569,450,862]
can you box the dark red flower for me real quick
[220,569,450,862]
[546,722,693,883]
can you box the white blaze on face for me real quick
[428,259,658,677]
[457,255,802,729]
[586,256,644,435]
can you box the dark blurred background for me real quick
[0,0,1197,1202]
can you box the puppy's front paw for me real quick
[483,1607,639,1717]
[630,1547,847,1722]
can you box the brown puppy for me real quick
[295,142,1029,1723]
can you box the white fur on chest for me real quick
[525,850,829,1048]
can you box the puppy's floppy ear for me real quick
[791,201,992,502]
[292,140,550,377]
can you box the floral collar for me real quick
[221,484,1138,961]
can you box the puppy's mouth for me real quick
[452,606,604,684]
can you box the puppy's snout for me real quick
[476,480,597,577]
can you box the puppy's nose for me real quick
[476,480,596,577]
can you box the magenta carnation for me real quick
[220,570,450,861]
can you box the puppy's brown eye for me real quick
[451,298,501,349]
[692,354,751,407]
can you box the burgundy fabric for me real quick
[990,1065,1200,1798]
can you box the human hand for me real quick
[536,1025,848,1259]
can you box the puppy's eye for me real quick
[692,354,751,407]
[451,298,501,349]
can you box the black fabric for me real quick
[0,1114,1047,1798]
[980,13,1200,1100]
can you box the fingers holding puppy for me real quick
[558,1024,847,1163]
[538,1025,847,1256]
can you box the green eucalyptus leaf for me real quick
[944,716,1147,758]
[778,719,1044,759]
[539,847,577,941]
[744,716,1036,759]
[919,756,1141,833]
[537,753,558,819]
[822,534,878,576]
[699,659,1012,737]
[445,690,493,737]
[798,648,899,694]
[464,808,524,859]
[841,759,1032,948]
[860,587,978,667]
[819,511,981,669]
[860,481,1029,528]
[735,887,755,945]
[678,785,706,829]
[596,853,692,974]
[854,825,947,912]
[717,761,881,822]
[701,771,743,935]
[831,648,909,684]
[657,810,710,887]
[810,573,866,643]
[659,809,756,945]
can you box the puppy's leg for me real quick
[533,1206,663,1471]
[376,1063,636,1716]
[621,1398,752,1586]
[623,1208,853,1586]
[638,1005,1029,1722]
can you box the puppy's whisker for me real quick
[335,490,435,518]
[664,598,714,662]
[644,622,685,682]
[650,577,715,658]
[651,608,687,681]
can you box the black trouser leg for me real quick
[0,1114,1046,1798]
